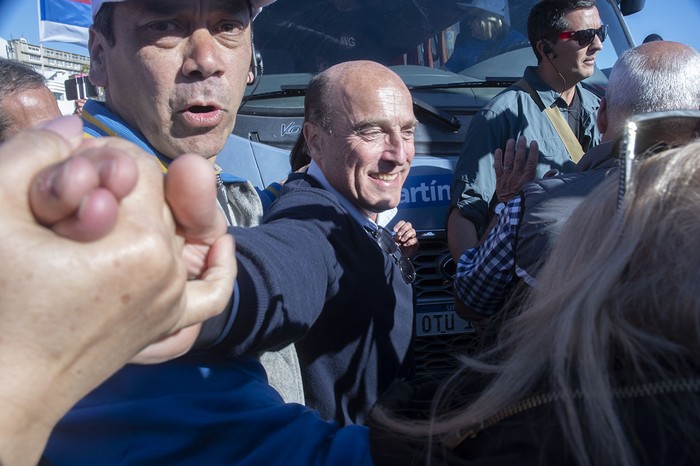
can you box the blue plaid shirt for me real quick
[454,195,522,315]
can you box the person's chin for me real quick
[166,134,225,160]
[580,60,596,75]
[369,197,400,213]
[171,122,228,149]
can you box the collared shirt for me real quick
[454,196,522,315]
[450,66,601,234]
[307,161,397,232]
[82,99,279,211]
[82,99,172,171]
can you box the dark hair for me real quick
[289,134,311,172]
[527,0,596,61]
[0,58,46,96]
[92,2,117,47]
[0,58,49,141]
[286,71,334,171]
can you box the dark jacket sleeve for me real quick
[199,186,345,356]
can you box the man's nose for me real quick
[182,29,225,79]
[590,33,604,52]
[384,130,411,164]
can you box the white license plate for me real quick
[415,309,475,337]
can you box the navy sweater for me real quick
[213,174,415,425]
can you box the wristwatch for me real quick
[494,202,507,216]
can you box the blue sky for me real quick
[624,0,700,50]
[1,0,699,57]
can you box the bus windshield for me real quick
[251,0,635,89]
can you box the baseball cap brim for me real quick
[91,0,276,20]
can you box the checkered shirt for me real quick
[454,195,521,315]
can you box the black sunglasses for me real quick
[365,225,416,284]
[558,24,608,47]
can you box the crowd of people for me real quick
[0,0,698,465]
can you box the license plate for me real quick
[415,304,476,337]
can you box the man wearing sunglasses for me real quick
[453,40,700,320]
[448,0,604,261]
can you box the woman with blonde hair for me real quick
[370,137,700,465]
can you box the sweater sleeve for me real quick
[199,188,344,356]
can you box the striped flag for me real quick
[39,0,92,47]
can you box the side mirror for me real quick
[619,0,646,16]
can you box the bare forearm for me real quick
[0,366,85,466]
[447,208,479,262]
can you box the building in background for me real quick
[2,37,90,115]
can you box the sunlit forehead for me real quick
[136,0,252,22]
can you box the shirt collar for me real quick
[306,161,397,229]
[81,100,172,172]
[523,65,580,109]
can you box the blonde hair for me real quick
[373,139,700,465]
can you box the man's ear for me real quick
[597,96,608,135]
[88,27,108,88]
[304,121,329,166]
[303,122,321,155]
[247,70,254,85]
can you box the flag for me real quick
[39,0,92,48]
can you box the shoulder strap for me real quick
[515,79,585,163]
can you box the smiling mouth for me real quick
[370,173,398,182]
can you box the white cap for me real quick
[457,0,510,27]
[91,0,276,20]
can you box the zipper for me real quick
[213,163,234,226]
[214,163,223,188]
[446,377,700,448]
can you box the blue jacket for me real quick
[45,356,372,466]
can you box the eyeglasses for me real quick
[365,225,416,284]
[558,24,607,47]
[617,110,700,214]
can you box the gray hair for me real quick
[605,41,700,139]
[513,139,700,465]
[372,139,700,465]
[304,70,334,132]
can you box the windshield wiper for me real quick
[413,98,461,132]
[408,78,519,91]
[244,84,461,132]
[244,84,308,102]
[245,77,519,102]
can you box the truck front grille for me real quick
[411,234,481,379]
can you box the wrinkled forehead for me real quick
[92,0,275,19]
[335,80,414,123]
[107,0,251,17]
